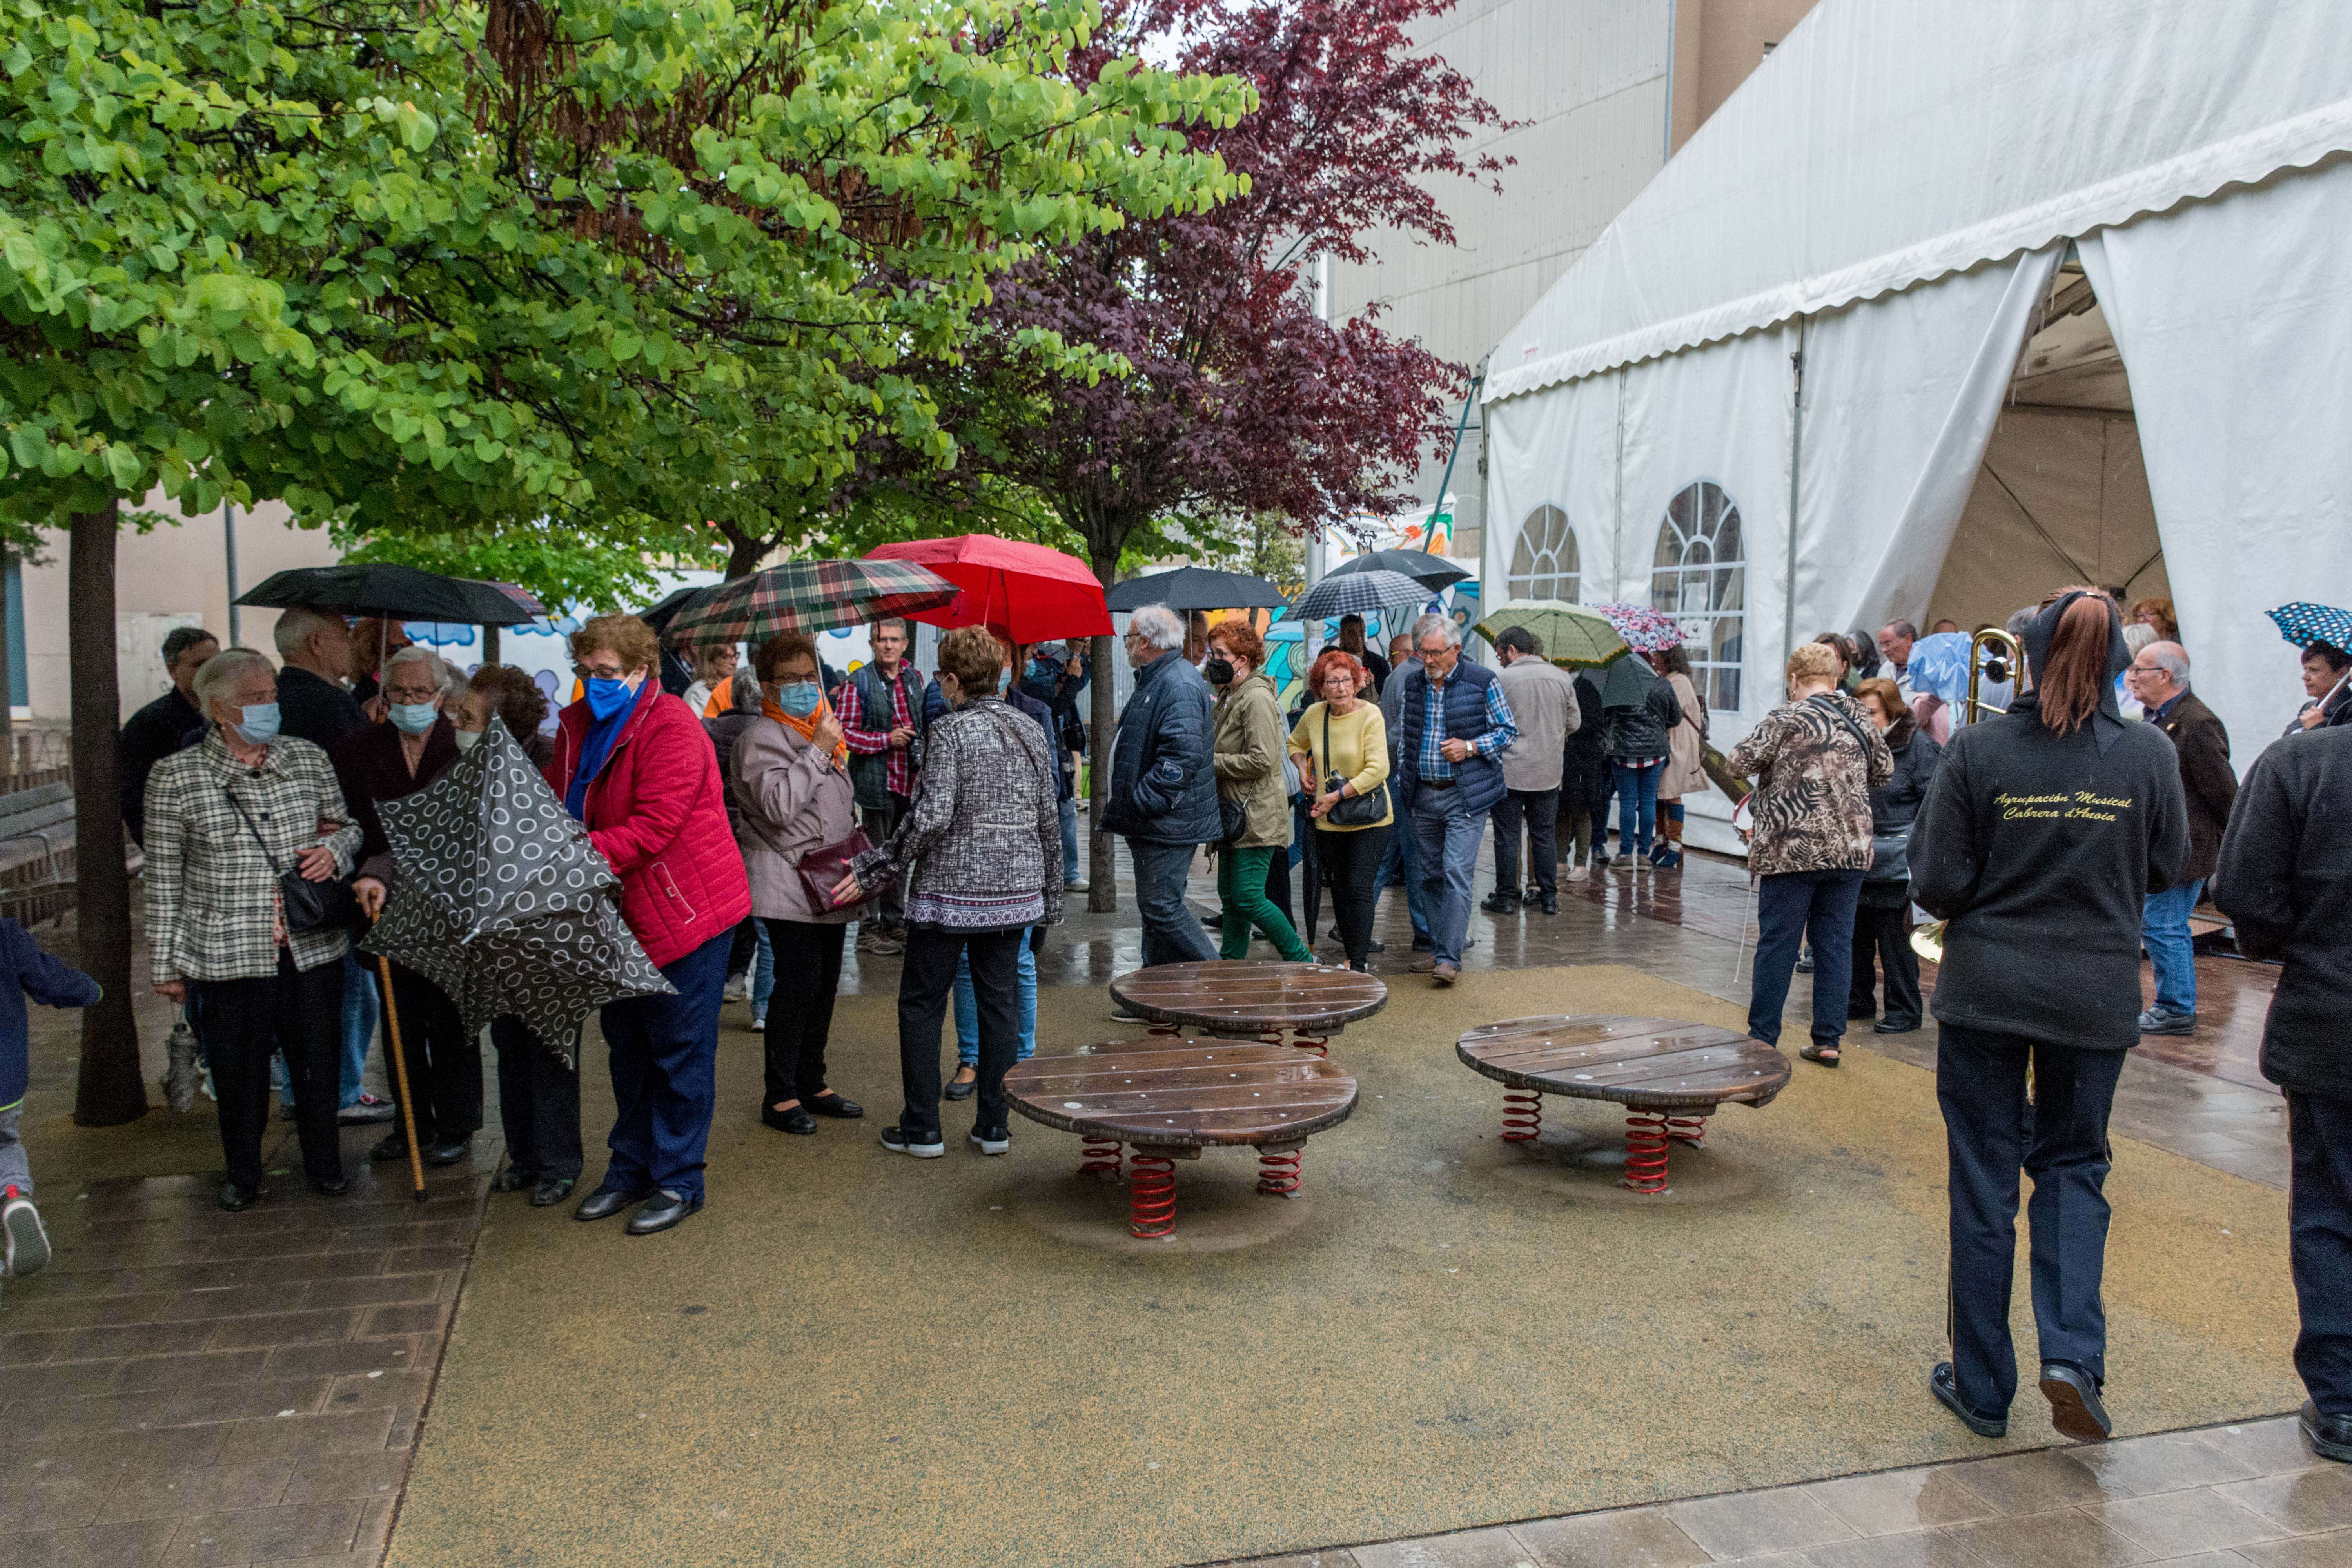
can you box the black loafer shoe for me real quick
[1931,1362,2007,1437]
[942,1073,978,1102]
[310,1176,349,1198]
[368,1133,410,1163]
[490,1165,534,1193]
[218,1182,257,1213]
[530,1175,576,1208]
[1876,1018,1921,1034]
[574,1186,647,1222]
[2040,1361,2112,1442]
[1479,893,1519,914]
[626,1188,702,1236]
[762,1105,818,1135]
[2303,1400,2352,1462]
[424,1138,471,1168]
[806,1092,864,1118]
[1539,897,1558,915]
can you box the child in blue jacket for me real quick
[0,916,103,1276]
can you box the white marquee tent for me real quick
[1481,0,2352,847]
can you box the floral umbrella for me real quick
[1588,602,1690,653]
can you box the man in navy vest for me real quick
[1396,614,1517,985]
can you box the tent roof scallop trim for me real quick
[1485,0,2352,404]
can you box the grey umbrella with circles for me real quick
[359,717,672,1068]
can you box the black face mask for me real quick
[1203,657,1236,687]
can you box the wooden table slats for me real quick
[1107,961,1388,1033]
[1005,1041,1359,1148]
[1456,1014,1791,1111]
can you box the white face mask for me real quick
[452,727,483,753]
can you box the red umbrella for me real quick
[865,536,1112,644]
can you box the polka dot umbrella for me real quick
[361,717,673,1071]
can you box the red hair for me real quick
[1309,648,1367,694]
[2038,593,2116,735]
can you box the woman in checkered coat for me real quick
[145,648,364,1211]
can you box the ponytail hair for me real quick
[2036,592,2117,735]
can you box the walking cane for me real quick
[367,911,430,1203]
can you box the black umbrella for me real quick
[1600,652,1661,708]
[236,563,540,625]
[360,717,673,1070]
[639,583,718,636]
[1105,567,1289,613]
[1325,549,1474,593]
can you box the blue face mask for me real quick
[231,702,281,746]
[388,701,438,735]
[584,676,635,721]
[775,681,822,719]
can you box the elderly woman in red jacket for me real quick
[544,614,751,1236]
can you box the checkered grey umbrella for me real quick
[1291,569,1434,623]
[359,718,671,1066]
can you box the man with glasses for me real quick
[836,618,931,956]
[1102,604,1221,967]
[2125,641,2236,1036]
[1394,615,1517,985]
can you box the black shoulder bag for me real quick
[1319,709,1388,827]
[222,785,357,933]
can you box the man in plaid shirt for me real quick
[837,619,935,954]
[1395,614,1517,986]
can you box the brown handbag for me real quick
[796,828,875,912]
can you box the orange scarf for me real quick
[766,691,849,770]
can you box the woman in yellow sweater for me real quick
[1287,650,1392,972]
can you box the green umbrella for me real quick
[1472,599,1630,669]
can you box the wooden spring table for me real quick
[1107,960,1388,1057]
[1003,1041,1359,1238]
[1455,1014,1791,1194]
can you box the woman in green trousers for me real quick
[1207,619,1313,962]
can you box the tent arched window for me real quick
[1506,505,1580,603]
[1651,480,1746,711]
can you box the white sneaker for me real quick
[723,974,750,1002]
[2,1187,49,1277]
[1564,862,1589,882]
[1065,877,1091,893]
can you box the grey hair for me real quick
[1413,612,1461,650]
[385,644,457,697]
[1881,618,1919,641]
[2004,606,2038,640]
[728,668,765,714]
[271,606,345,659]
[193,648,275,713]
[2121,623,2157,657]
[2147,642,2191,687]
[1129,604,1186,652]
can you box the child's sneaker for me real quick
[2,1185,49,1276]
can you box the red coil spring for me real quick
[1290,1029,1329,1060]
[1622,1110,1671,1194]
[1256,1147,1302,1198]
[1501,1089,1542,1143]
[1665,1113,1708,1147]
[1080,1136,1123,1178]
[1128,1152,1177,1238]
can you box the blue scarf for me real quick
[565,684,638,821]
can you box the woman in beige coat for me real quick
[1652,644,1709,870]
[1207,620,1312,962]
[729,632,866,1136]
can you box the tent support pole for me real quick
[1784,319,1806,662]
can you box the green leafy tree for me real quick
[0,0,1248,1120]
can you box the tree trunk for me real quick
[69,502,145,1127]
[1087,548,1118,913]
[0,550,15,777]
[725,527,770,580]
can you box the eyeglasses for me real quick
[571,663,627,681]
[383,686,439,704]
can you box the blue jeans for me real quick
[1410,787,1485,966]
[1748,869,1867,1046]
[1059,795,1080,882]
[1372,778,1431,940]
[1612,762,1662,859]
[2142,877,2204,1016]
[595,931,730,1200]
[750,919,775,1021]
[1128,838,1217,967]
[339,952,377,1107]
[956,940,1037,1065]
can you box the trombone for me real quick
[1911,627,2027,964]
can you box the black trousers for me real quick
[762,918,847,1107]
[898,926,1022,1140]
[1491,786,1561,900]
[194,950,345,1193]
[1586,769,1615,858]
[1936,1023,2125,1419]
[1318,824,1389,966]
[861,791,913,925]
[1263,835,1295,931]
[1849,899,1923,1028]
[2290,1091,2352,1415]
[381,963,483,1147]
[490,1017,583,1180]
[726,917,760,980]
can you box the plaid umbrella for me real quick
[1589,602,1689,653]
[1473,600,1629,669]
[2269,602,2352,650]
[1292,569,1435,623]
[359,718,673,1067]
[665,559,960,652]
